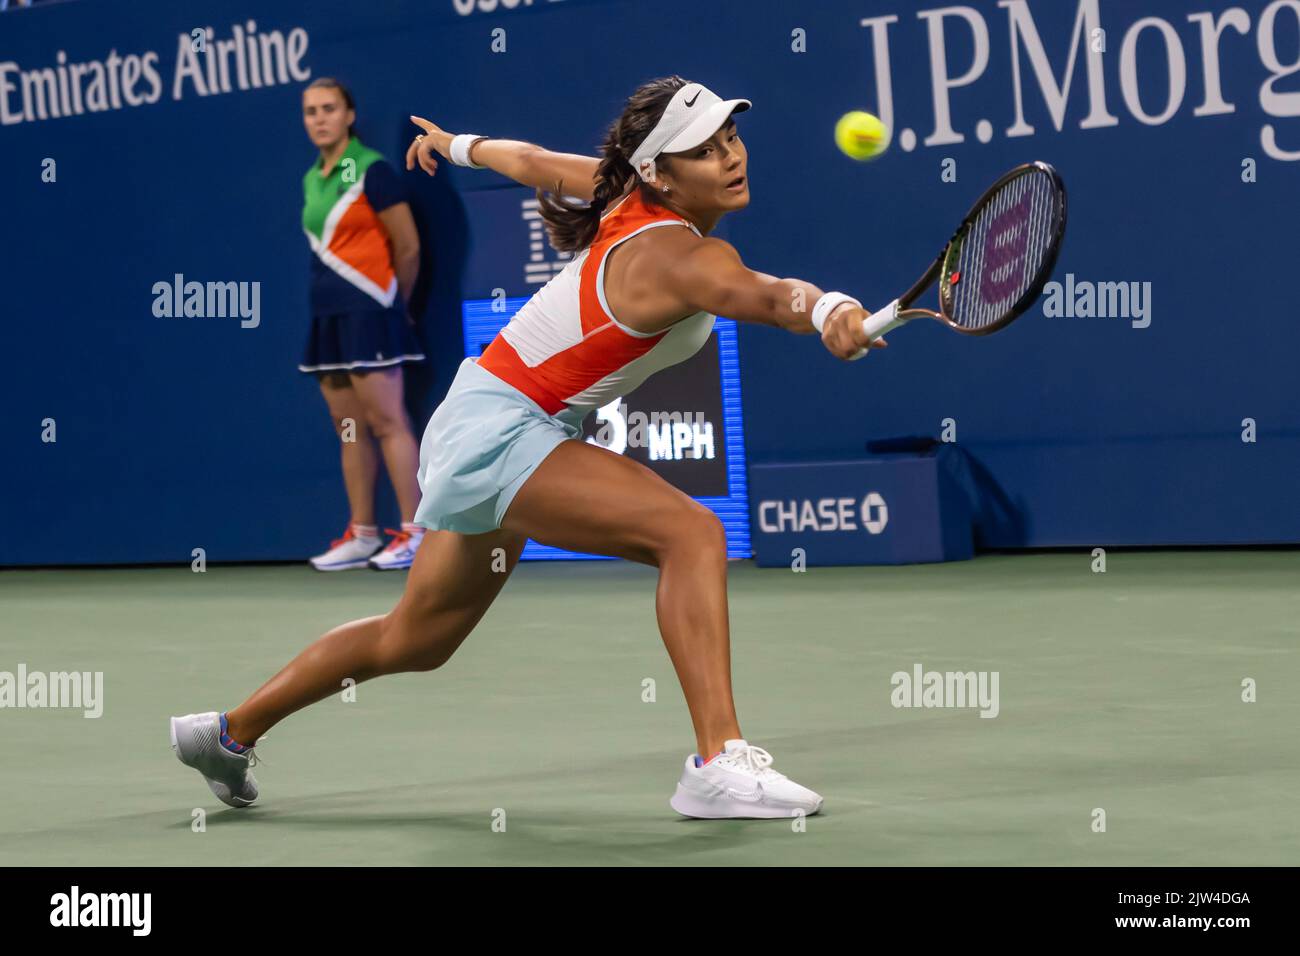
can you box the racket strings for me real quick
[971,176,1026,329]
[950,170,1057,331]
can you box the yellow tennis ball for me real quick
[835,111,890,161]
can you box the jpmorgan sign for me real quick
[864,0,1300,161]
[453,0,561,14]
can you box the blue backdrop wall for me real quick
[2,0,1297,565]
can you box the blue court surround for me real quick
[3,0,1297,565]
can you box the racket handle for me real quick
[846,299,904,362]
[862,299,904,339]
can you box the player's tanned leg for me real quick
[502,439,741,761]
[225,528,525,745]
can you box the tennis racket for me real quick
[854,161,1066,355]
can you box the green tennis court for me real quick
[1,550,1296,866]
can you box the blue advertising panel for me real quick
[749,451,974,567]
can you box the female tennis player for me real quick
[172,76,884,819]
[300,77,427,571]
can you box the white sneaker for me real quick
[368,525,424,570]
[310,524,382,571]
[669,738,824,819]
[169,712,260,808]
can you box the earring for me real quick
[661,185,670,193]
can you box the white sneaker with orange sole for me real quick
[310,524,383,571]
[368,524,425,570]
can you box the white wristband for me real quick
[450,133,488,168]
[811,292,861,333]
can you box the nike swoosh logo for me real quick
[724,785,764,803]
[684,91,701,108]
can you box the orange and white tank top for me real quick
[477,188,715,414]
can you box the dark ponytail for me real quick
[537,75,689,253]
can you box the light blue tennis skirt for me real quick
[413,357,587,535]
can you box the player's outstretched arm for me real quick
[663,235,886,361]
[406,116,600,201]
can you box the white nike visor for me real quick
[629,82,751,183]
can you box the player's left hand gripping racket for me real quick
[853,161,1066,356]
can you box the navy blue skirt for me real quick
[299,310,426,374]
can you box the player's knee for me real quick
[656,500,726,560]
[399,645,453,673]
[375,611,455,674]
[696,507,728,555]
[364,407,404,439]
